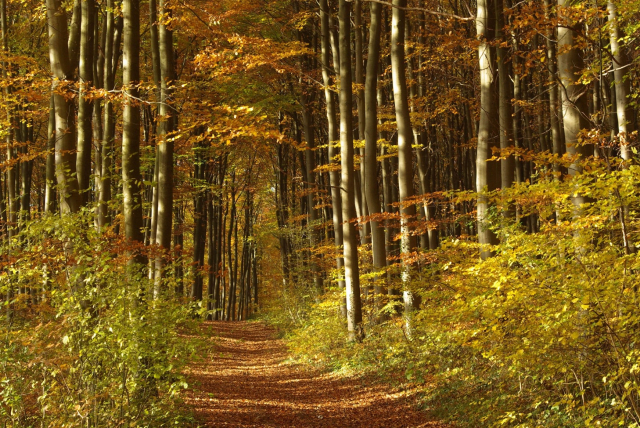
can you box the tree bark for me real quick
[391,0,419,329]
[122,0,144,244]
[98,0,117,228]
[46,0,81,214]
[607,1,635,161]
[476,0,500,258]
[364,1,387,309]
[154,0,175,284]
[76,0,94,206]
[338,0,363,340]
[319,0,345,296]
[544,0,563,177]
[496,0,514,191]
[45,96,57,213]
[557,0,591,193]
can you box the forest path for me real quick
[183,321,445,427]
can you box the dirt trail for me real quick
[184,321,445,427]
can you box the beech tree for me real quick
[338,0,363,340]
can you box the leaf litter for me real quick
[183,321,449,427]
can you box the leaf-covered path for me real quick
[184,321,445,427]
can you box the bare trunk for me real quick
[391,0,419,330]
[122,0,144,244]
[339,0,363,340]
[544,0,563,177]
[607,1,635,161]
[496,0,514,191]
[364,2,387,308]
[476,0,499,259]
[154,0,175,285]
[47,0,81,214]
[45,96,57,213]
[77,0,94,206]
[558,0,591,202]
[320,0,345,297]
[98,0,116,228]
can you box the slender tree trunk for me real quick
[45,96,57,213]
[364,1,387,311]
[191,139,207,304]
[77,0,94,206]
[319,0,346,298]
[391,0,419,330]
[2,0,16,235]
[46,0,81,214]
[544,0,563,177]
[122,0,144,245]
[607,1,635,161]
[558,0,591,200]
[19,120,33,225]
[301,96,323,291]
[98,0,116,228]
[496,0,514,191]
[147,0,161,253]
[207,186,217,320]
[92,8,105,216]
[154,0,175,286]
[338,0,363,341]
[174,203,184,295]
[476,0,500,258]
[68,0,81,70]
[225,183,237,319]
[354,0,369,247]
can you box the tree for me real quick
[476,0,500,258]
[391,0,419,327]
[364,1,386,310]
[338,0,362,340]
[122,0,144,245]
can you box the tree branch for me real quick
[351,0,475,21]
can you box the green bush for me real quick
[0,212,198,427]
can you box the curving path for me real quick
[183,321,446,427]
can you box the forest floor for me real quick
[183,321,447,427]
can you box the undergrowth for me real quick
[0,212,201,427]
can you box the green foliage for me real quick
[269,159,640,427]
[0,212,199,427]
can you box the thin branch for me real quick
[351,0,475,21]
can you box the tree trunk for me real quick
[391,0,419,330]
[76,0,94,206]
[476,0,500,259]
[45,96,57,213]
[354,0,369,247]
[68,0,81,71]
[496,0,514,191]
[319,0,345,298]
[544,0,563,177]
[607,1,635,161]
[154,0,175,284]
[122,0,144,245]
[191,138,207,304]
[364,1,387,310]
[46,0,81,214]
[557,0,591,195]
[98,0,116,228]
[338,0,363,341]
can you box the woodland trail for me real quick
[183,321,446,427]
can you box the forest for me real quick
[1,0,640,426]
